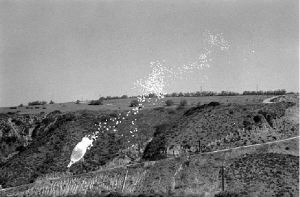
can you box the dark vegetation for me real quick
[214,191,240,197]
[164,89,287,97]
[89,99,104,105]
[28,101,47,106]
[165,100,174,106]
[130,100,139,107]
[143,101,298,161]
[242,89,286,95]
[142,124,170,161]
[224,153,299,196]
[176,99,188,110]
[63,192,204,197]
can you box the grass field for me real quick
[0,95,272,115]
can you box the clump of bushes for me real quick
[121,95,128,99]
[89,99,103,105]
[165,99,174,106]
[215,191,240,197]
[129,99,139,107]
[177,99,188,110]
[179,99,188,106]
[28,101,47,106]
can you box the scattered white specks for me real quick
[69,30,231,167]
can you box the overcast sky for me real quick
[0,0,298,107]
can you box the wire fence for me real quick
[1,135,299,196]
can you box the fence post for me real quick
[122,169,128,193]
[221,165,224,191]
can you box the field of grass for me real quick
[0,95,272,115]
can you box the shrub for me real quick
[28,101,47,106]
[215,191,240,197]
[89,99,103,105]
[121,95,128,99]
[177,99,188,109]
[75,100,80,104]
[165,99,174,106]
[18,104,23,107]
[154,107,165,112]
[179,99,188,106]
[49,100,55,104]
[167,109,176,114]
[9,106,17,109]
[129,99,139,107]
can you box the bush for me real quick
[121,95,128,99]
[89,99,103,105]
[167,109,176,114]
[165,99,174,106]
[75,100,80,104]
[179,99,188,107]
[28,101,47,106]
[9,106,17,109]
[18,104,23,107]
[215,191,240,197]
[49,100,55,104]
[129,99,139,107]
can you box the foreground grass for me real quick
[2,137,298,197]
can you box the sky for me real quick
[0,0,299,107]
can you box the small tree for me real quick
[18,104,23,107]
[179,99,188,107]
[49,100,55,104]
[121,95,128,99]
[165,99,174,106]
[177,99,188,110]
[89,99,103,105]
[129,99,139,107]
[75,100,80,104]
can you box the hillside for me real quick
[0,107,184,188]
[0,94,298,196]
[2,137,299,197]
[143,100,298,160]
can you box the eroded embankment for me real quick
[2,136,298,197]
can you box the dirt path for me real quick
[262,95,282,103]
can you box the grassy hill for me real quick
[0,94,298,196]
